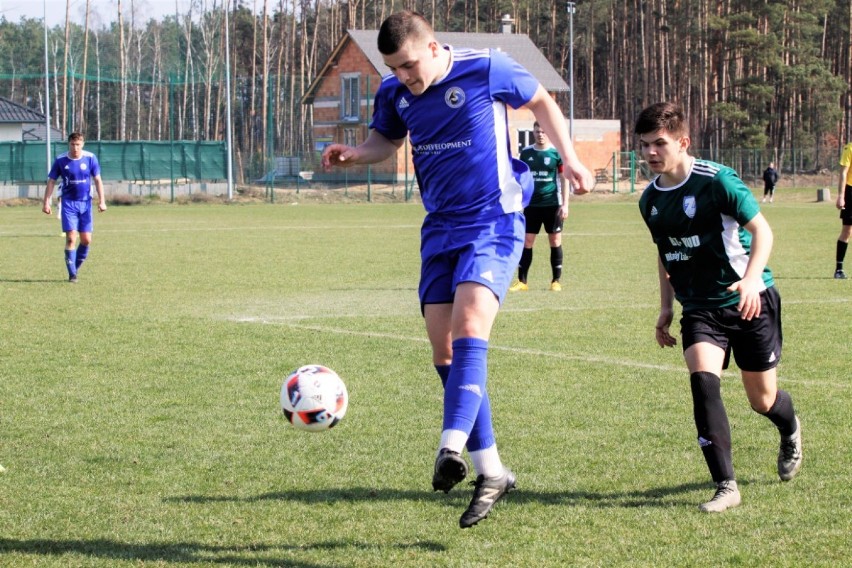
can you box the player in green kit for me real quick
[636,102,803,513]
[510,122,583,292]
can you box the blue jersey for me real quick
[48,151,101,202]
[370,47,538,219]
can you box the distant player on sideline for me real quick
[635,102,803,513]
[322,11,593,528]
[833,141,851,279]
[509,121,584,292]
[42,132,107,283]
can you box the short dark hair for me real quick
[377,11,433,55]
[68,132,84,143]
[634,102,688,137]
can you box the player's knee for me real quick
[690,371,721,401]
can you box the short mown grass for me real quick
[0,188,849,567]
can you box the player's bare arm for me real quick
[656,256,677,348]
[838,165,849,210]
[524,85,594,194]
[95,175,107,212]
[43,178,56,215]
[727,212,773,321]
[322,130,404,170]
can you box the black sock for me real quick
[838,240,848,271]
[760,389,797,437]
[550,245,563,282]
[690,371,734,482]
[518,247,532,283]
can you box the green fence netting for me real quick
[0,140,227,182]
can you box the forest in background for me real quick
[1,0,850,175]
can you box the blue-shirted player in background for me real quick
[322,11,593,528]
[42,132,107,283]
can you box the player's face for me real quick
[638,129,689,175]
[68,139,84,159]
[382,38,442,96]
[533,126,547,146]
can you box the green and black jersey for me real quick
[520,144,563,207]
[638,159,774,312]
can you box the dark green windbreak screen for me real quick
[0,141,227,182]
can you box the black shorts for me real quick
[841,185,852,225]
[523,205,563,235]
[680,286,782,372]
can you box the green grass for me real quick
[1,189,850,567]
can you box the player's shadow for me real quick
[0,278,65,284]
[167,479,737,509]
[0,537,444,566]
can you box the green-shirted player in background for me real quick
[636,102,803,513]
[510,121,586,292]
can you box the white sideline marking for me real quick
[236,317,683,373]
[234,316,848,387]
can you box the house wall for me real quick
[307,38,621,183]
[0,124,21,142]
[309,39,390,177]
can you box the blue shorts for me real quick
[419,212,524,309]
[61,199,94,233]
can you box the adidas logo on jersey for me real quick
[650,206,659,216]
[398,97,409,109]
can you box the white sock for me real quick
[469,444,504,478]
[439,429,468,455]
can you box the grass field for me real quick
[1,189,850,567]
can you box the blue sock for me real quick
[436,361,494,451]
[466,390,495,452]
[443,338,489,437]
[64,249,77,278]
[76,244,89,269]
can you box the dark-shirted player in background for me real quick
[42,132,107,283]
[322,11,593,528]
[635,102,803,513]
[510,121,584,292]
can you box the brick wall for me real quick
[307,36,621,182]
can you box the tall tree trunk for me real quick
[79,0,91,135]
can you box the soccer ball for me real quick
[280,365,348,431]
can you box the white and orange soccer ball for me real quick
[280,365,348,432]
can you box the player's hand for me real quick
[98,201,107,212]
[837,197,846,211]
[727,276,763,320]
[558,204,569,220]
[322,144,357,170]
[566,164,594,195]
[42,203,51,215]
[655,310,677,348]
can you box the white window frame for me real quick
[340,73,360,122]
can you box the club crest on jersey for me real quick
[682,195,696,218]
[444,87,465,109]
[80,163,88,171]
[544,157,551,166]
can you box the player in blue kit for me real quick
[322,11,593,528]
[42,133,107,283]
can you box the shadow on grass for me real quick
[0,537,445,566]
[0,278,65,284]
[166,480,740,509]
